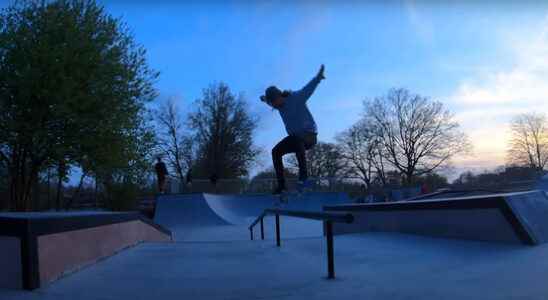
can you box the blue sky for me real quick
[101,1,547,175]
[4,0,548,178]
[92,1,548,175]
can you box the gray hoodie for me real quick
[277,75,322,137]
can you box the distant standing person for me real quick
[209,173,218,186]
[209,173,219,193]
[155,157,169,194]
[260,64,325,194]
[185,168,193,193]
[186,168,193,186]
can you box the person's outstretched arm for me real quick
[294,65,325,103]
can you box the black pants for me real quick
[157,175,166,193]
[272,133,317,188]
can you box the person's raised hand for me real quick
[317,64,325,80]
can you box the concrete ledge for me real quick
[0,212,172,290]
[0,236,22,289]
[38,220,170,285]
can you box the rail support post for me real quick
[260,217,265,240]
[326,221,335,279]
[275,214,281,247]
[250,228,253,240]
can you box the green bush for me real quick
[106,183,140,211]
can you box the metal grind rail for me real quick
[248,208,354,279]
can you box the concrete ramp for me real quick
[153,194,231,241]
[154,194,230,227]
[204,192,349,225]
[536,174,548,196]
[154,193,350,242]
[326,190,548,245]
[506,190,548,244]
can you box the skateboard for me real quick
[275,179,314,205]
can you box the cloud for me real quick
[452,69,548,106]
[452,15,548,108]
[448,15,548,172]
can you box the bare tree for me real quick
[156,99,195,183]
[188,83,260,178]
[364,88,470,184]
[336,121,387,188]
[507,112,548,171]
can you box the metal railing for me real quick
[248,208,354,279]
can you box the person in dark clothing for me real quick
[209,173,218,186]
[186,168,193,186]
[209,173,219,193]
[155,157,169,193]
[260,65,325,194]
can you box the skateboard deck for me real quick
[276,184,313,205]
[273,179,316,206]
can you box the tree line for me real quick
[0,0,260,211]
[453,112,548,190]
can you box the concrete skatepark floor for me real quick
[2,233,548,300]
[4,192,548,299]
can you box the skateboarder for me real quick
[155,156,169,193]
[260,64,325,194]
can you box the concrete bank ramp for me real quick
[536,174,548,195]
[154,193,350,242]
[153,194,231,228]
